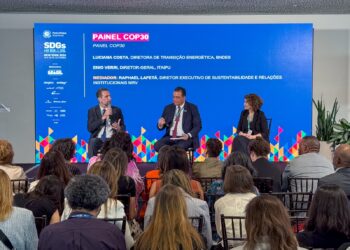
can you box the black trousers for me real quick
[154,136,193,152]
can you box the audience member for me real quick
[0,169,38,250]
[233,195,306,250]
[282,136,333,192]
[0,139,26,180]
[13,175,64,234]
[62,161,134,249]
[39,175,126,250]
[297,184,350,249]
[318,144,350,197]
[88,131,144,199]
[192,138,223,178]
[149,146,204,199]
[144,169,212,249]
[51,138,81,176]
[103,147,137,219]
[135,184,204,250]
[249,137,281,191]
[144,145,171,191]
[215,165,256,248]
[29,150,71,191]
[208,151,257,196]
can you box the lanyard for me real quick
[68,213,94,219]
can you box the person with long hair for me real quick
[215,165,257,248]
[0,169,38,249]
[87,131,144,201]
[29,150,71,191]
[297,184,350,249]
[145,169,212,249]
[51,138,81,176]
[232,94,269,155]
[135,184,204,250]
[208,151,257,196]
[14,175,64,234]
[149,145,204,199]
[232,195,305,250]
[103,147,137,220]
[62,160,134,249]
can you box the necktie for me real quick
[172,106,181,138]
[101,108,107,141]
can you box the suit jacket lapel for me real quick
[182,102,189,126]
[95,105,102,121]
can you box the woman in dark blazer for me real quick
[232,94,269,155]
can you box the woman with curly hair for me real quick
[232,93,269,155]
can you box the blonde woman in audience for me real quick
[0,139,26,180]
[233,195,306,250]
[135,184,205,250]
[0,169,38,249]
[62,161,134,249]
[215,165,256,248]
[144,169,212,249]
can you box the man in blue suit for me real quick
[154,86,202,152]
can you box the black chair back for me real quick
[220,215,246,250]
[116,194,131,218]
[253,177,273,193]
[11,179,29,193]
[189,215,204,234]
[101,217,127,234]
[269,192,313,216]
[195,177,221,193]
[290,216,308,233]
[288,177,319,193]
[34,215,48,235]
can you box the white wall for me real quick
[0,14,349,162]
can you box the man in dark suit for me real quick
[154,87,202,152]
[319,144,350,197]
[87,88,125,157]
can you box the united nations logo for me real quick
[43,30,51,39]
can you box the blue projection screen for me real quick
[34,23,313,163]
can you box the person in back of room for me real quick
[0,169,38,250]
[232,94,269,155]
[135,184,205,250]
[249,137,282,192]
[51,138,81,176]
[87,88,126,157]
[232,195,306,250]
[154,86,202,152]
[13,175,64,235]
[39,175,126,250]
[297,184,350,249]
[192,138,223,179]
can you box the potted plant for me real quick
[329,118,350,145]
[313,98,339,160]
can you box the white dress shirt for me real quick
[170,102,185,137]
[97,106,113,139]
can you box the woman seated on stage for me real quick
[232,93,269,155]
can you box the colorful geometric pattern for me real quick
[35,127,89,163]
[35,126,306,163]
